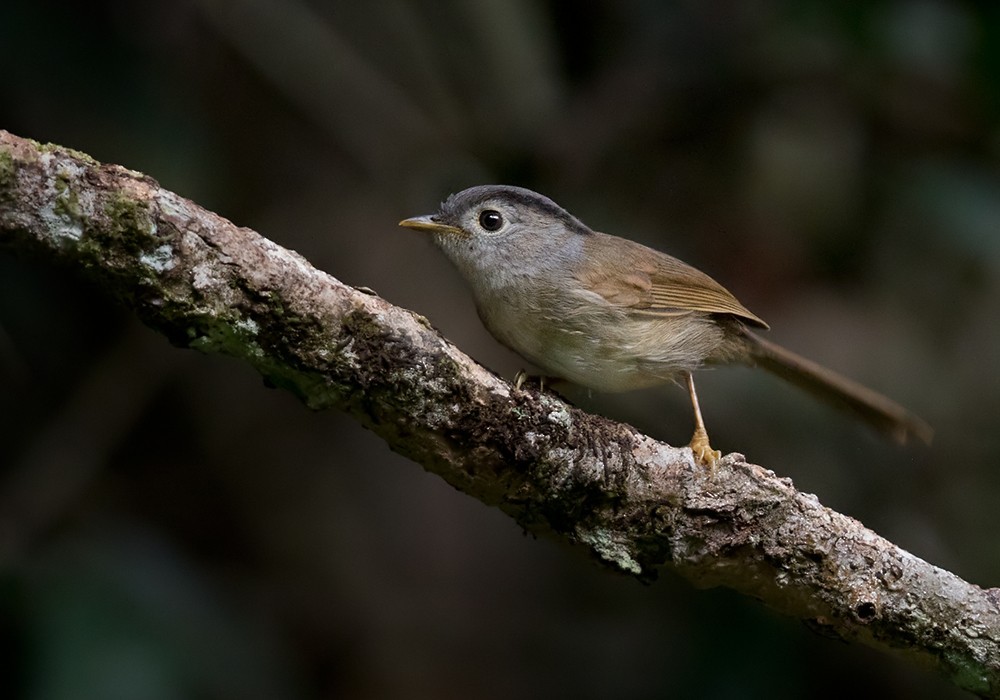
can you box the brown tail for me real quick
[744,332,933,445]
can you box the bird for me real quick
[400,185,932,465]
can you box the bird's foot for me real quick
[689,427,721,469]
[514,371,551,392]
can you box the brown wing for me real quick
[578,231,769,328]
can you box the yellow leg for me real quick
[686,372,720,467]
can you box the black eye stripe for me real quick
[478,209,504,231]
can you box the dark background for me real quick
[2,1,999,698]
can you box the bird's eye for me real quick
[478,209,504,232]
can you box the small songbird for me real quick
[400,185,932,464]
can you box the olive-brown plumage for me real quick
[400,185,932,462]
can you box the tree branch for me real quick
[1,130,997,697]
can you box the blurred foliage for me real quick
[2,1,999,698]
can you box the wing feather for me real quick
[576,232,768,328]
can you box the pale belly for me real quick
[476,294,728,393]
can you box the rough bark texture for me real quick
[1,130,998,697]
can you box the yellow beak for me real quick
[398,216,464,236]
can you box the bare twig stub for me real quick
[1,130,997,697]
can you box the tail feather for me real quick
[744,332,933,445]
